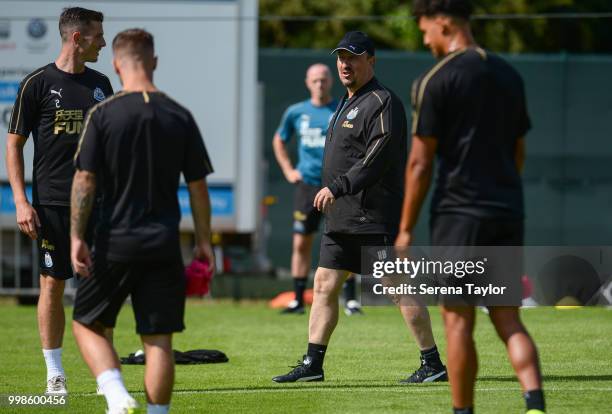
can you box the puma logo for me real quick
[50,88,62,98]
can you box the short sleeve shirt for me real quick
[75,91,213,261]
[8,63,113,206]
[412,48,531,219]
[276,99,337,186]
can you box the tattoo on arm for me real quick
[70,171,96,239]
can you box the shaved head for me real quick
[306,63,331,80]
[305,63,333,104]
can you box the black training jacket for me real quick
[323,77,408,235]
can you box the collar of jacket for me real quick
[340,76,379,104]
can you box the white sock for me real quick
[96,368,131,409]
[42,348,65,381]
[147,404,170,414]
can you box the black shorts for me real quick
[73,256,186,335]
[293,182,322,235]
[430,214,523,306]
[430,214,523,246]
[36,205,73,280]
[36,205,97,280]
[318,232,395,274]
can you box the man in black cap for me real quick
[272,31,446,384]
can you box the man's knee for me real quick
[442,307,475,338]
[142,334,173,350]
[489,307,526,339]
[40,276,65,293]
[73,319,106,336]
[293,234,313,256]
[313,268,345,297]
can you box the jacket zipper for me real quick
[330,96,352,142]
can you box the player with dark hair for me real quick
[58,7,104,42]
[412,0,473,22]
[6,6,112,394]
[70,28,214,414]
[397,1,546,413]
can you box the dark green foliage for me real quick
[259,0,612,53]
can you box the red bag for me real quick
[185,259,214,297]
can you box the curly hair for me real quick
[411,0,474,20]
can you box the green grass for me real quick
[0,300,610,413]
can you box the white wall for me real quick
[0,0,260,231]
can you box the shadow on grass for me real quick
[478,374,612,382]
[75,381,448,397]
[174,382,449,393]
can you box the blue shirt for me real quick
[276,99,337,187]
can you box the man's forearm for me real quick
[6,134,28,203]
[188,178,212,244]
[399,162,433,233]
[70,170,96,239]
[272,134,294,175]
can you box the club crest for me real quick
[93,87,105,102]
[346,107,359,120]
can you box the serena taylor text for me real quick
[372,283,507,297]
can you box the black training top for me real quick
[412,48,530,219]
[8,63,114,206]
[74,91,214,262]
[323,77,408,235]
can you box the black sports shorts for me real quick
[35,205,97,280]
[430,214,523,306]
[430,213,523,246]
[292,181,322,235]
[36,205,73,280]
[318,232,395,274]
[73,256,186,335]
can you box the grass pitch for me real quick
[0,299,610,413]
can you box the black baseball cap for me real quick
[331,31,375,56]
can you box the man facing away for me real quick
[6,7,113,394]
[397,1,545,413]
[273,63,362,315]
[70,29,215,414]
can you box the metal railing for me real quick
[0,225,77,297]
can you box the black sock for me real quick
[306,342,327,370]
[420,345,443,367]
[524,389,545,411]
[343,277,356,302]
[453,407,473,414]
[293,277,307,306]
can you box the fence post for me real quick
[560,50,569,244]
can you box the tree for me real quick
[258,0,612,53]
